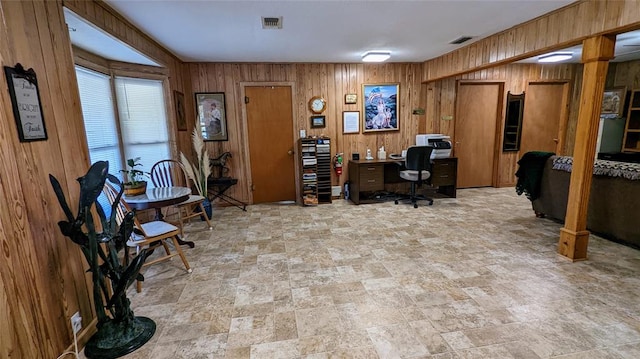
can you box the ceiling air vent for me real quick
[450,36,473,45]
[262,17,283,29]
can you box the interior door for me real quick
[519,82,568,155]
[245,86,296,203]
[455,82,501,188]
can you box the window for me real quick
[75,66,170,186]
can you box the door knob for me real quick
[251,184,255,191]
[287,149,294,155]
[553,138,559,143]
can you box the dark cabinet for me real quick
[299,137,332,205]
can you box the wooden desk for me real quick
[348,157,457,204]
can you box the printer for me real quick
[416,134,452,159]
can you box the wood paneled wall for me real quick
[186,63,425,203]
[423,0,640,82]
[425,63,580,186]
[0,0,93,357]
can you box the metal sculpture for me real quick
[50,161,154,358]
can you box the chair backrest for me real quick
[103,181,147,235]
[150,159,189,188]
[405,146,434,173]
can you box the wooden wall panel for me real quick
[426,63,579,187]
[423,0,640,82]
[186,63,424,202]
[0,0,94,357]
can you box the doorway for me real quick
[520,81,569,155]
[244,85,296,203]
[455,82,503,188]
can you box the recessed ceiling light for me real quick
[362,51,391,62]
[538,52,573,63]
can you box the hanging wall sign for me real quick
[4,63,48,142]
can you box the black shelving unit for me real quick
[298,137,332,206]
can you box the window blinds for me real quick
[114,77,170,181]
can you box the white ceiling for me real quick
[66,0,640,66]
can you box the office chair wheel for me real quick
[429,200,433,205]
[394,200,399,205]
[414,203,418,208]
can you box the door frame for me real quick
[239,82,299,204]
[454,80,505,188]
[524,80,571,155]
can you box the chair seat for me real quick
[177,194,206,206]
[128,220,179,246]
[400,170,431,182]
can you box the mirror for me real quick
[503,91,525,151]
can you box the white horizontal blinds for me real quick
[75,66,123,176]
[114,77,170,188]
[75,66,121,215]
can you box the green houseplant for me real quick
[120,157,148,196]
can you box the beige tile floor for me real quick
[88,187,640,358]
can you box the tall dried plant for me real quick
[180,120,211,197]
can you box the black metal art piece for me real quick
[49,161,155,358]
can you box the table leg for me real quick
[154,208,195,248]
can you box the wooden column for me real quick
[558,35,615,261]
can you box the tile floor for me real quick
[87,187,640,358]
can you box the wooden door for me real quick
[520,82,568,155]
[245,86,296,203]
[455,82,501,188]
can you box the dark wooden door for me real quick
[455,82,501,188]
[245,86,296,203]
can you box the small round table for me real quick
[124,186,196,248]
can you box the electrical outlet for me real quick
[70,312,82,334]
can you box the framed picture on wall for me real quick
[601,87,626,118]
[174,90,187,131]
[195,92,228,141]
[343,111,360,134]
[362,83,399,132]
[310,115,326,128]
[4,64,48,142]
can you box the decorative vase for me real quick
[200,198,212,221]
[123,181,147,196]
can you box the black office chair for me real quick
[395,146,434,208]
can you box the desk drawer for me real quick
[431,160,456,186]
[359,165,384,191]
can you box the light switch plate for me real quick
[300,129,306,138]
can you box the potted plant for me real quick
[180,119,212,219]
[120,157,148,196]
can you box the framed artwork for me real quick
[342,111,360,134]
[174,90,187,131]
[195,92,228,141]
[345,93,357,104]
[310,115,326,128]
[362,83,399,132]
[601,87,626,118]
[4,63,48,142]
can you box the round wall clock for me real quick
[309,96,326,114]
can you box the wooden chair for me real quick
[150,159,213,236]
[103,182,192,292]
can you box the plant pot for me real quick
[123,181,147,196]
[199,198,212,221]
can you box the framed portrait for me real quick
[362,83,399,132]
[4,64,48,142]
[343,111,360,134]
[195,92,228,141]
[310,115,326,128]
[601,87,626,118]
[174,90,187,131]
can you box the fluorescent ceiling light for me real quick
[362,51,391,62]
[538,52,572,63]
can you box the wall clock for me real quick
[308,96,326,114]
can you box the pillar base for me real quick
[558,227,590,261]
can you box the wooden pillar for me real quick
[558,35,615,261]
